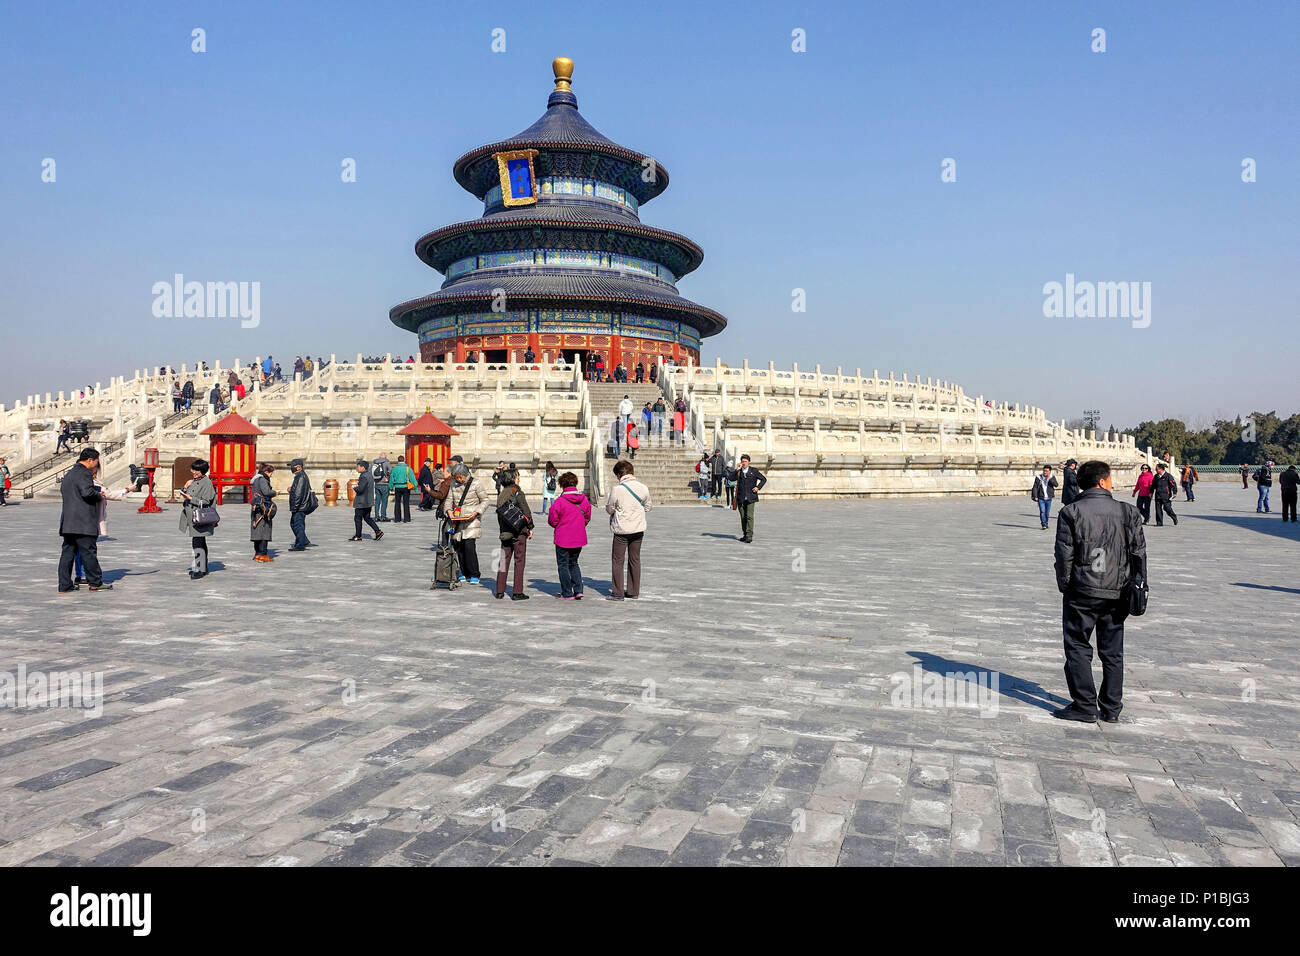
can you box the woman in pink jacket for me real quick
[1131,463,1154,525]
[547,472,591,599]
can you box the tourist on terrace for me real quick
[371,454,392,522]
[287,458,314,550]
[1180,463,1199,502]
[418,457,436,511]
[178,458,216,580]
[635,361,645,384]
[540,461,559,514]
[433,461,452,519]
[1151,463,1179,527]
[494,468,534,601]
[1052,460,1146,724]
[1131,464,1154,524]
[349,459,384,542]
[548,471,590,600]
[595,354,606,382]
[446,462,487,583]
[390,453,413,523]
[71,458,128,583]
[605,459,650,601]
[733,454,766,544]
[1279,465,1299,522]
[262,355,273,384]
[249,462,277,562]
[524,346,536,363]
[1030,465,1058,530]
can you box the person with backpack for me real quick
[1052,460,1147,723]
[540,461,559,514]
[446,463,488,583]
[1180,462,1199,502]
[494,468,534,601]
[371,454,392,522]
[605,459,651,601]
[249,462,277,562]
[390,453,414,523]
[695,453,711,500]
[548,472,591,600]
[287,458,316,550]
[1030,465,1058,529]
[1131,463,1154,525]
[1253,461,1273,513]
[179,458,217,580]
[349,459,384,542]
[1151,463,1179,526]
[1278,464,1299,522]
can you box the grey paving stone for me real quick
[17,759,119,792]
[86,837,172,866]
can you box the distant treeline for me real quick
[1117,411,1299,465]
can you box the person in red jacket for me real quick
[1131,464,1154,524]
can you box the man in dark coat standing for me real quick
[1151,463,1178,526]
[288,458,313,550]
[1278,465,1299,522]
[732,454,766,543]
[1053,460,1146,723]
[59,448,110,592]
[1061,458,1081,505]
[418,458,435,511]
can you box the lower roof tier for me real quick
[390,270,727,339]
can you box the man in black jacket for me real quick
[58,448,110,592]
[1279,465,1299,522]
[1061,459,1080,505]
[1030,465,1058,529]
[1053,460,1146,722]
[287,458,313,551]
[733,454,766,543]
[1151,463,1178,527]
[1254,461,1273,513]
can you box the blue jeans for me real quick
[1257,486,1270,511]
[555,545,583,597]
[375,487,390,519]
[541,494,555,514]
[290,511,309,548]
[1038,498,1052,526]
[654,414,664,435]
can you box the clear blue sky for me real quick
[2,0,1296,429]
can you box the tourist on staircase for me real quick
[709,450,725,502]
[605,459,650,601]
[695,454,711,500]
[495,468,534,601]
[652,397,666,443]
[673,396,687,444]
[250,462,277,562]
[548,471,590,600]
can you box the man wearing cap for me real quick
[349,459,384,541]
[287,458,313,551]
[1061,458,1081,506]
[58,448,111,592]
[418,457,436,511]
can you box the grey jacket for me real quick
[59,463,103,537]
[250,474,276,542]
[180,476,217,537]
[1054,488,1147,600]
[353,470,374,509]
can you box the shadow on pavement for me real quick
[1232,582,1300,595]
[1185,511,1300,541]
[907,651,1070,713]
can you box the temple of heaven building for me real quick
[389,57,726,368]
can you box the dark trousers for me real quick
[1135,496,1151,523]
[496,536,527,594]
[611,532,643,598]
[191,537,208,574]
[737,501,756,540]
[555,545,583,597]
[354,507,380,537]
[393,488,411,522]
[710,475,723,497]
[419,489,433,511]
[253,540,268,556]
[1154,498,1177,525]
[725,483,735,507]
[1062,592,1127,716]
[59,534,100,589]
[454,537,479,579]
[290,511,309,548]
[1282,491,1298,522]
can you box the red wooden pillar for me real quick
[454,340,466,362]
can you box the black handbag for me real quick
[497,491,531,535]
[1126,572,1148,617]
[193,504,220,527]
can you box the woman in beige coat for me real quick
[446,463,489,584]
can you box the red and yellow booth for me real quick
[199,410,264,504]
[397,410,458,469]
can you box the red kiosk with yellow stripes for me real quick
[200,410,265,504]
[397,410,458,470]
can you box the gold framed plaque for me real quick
[495,149,540,206]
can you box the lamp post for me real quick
[138,446,163,513]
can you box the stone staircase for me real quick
[586,382,710,505]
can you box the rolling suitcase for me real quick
[432,522,460,590]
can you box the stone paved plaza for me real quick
[0,482,1297,867]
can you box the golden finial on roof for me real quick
[553,57,574,91]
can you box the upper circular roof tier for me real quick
[452,60,670,204]
[415,206,705,279]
